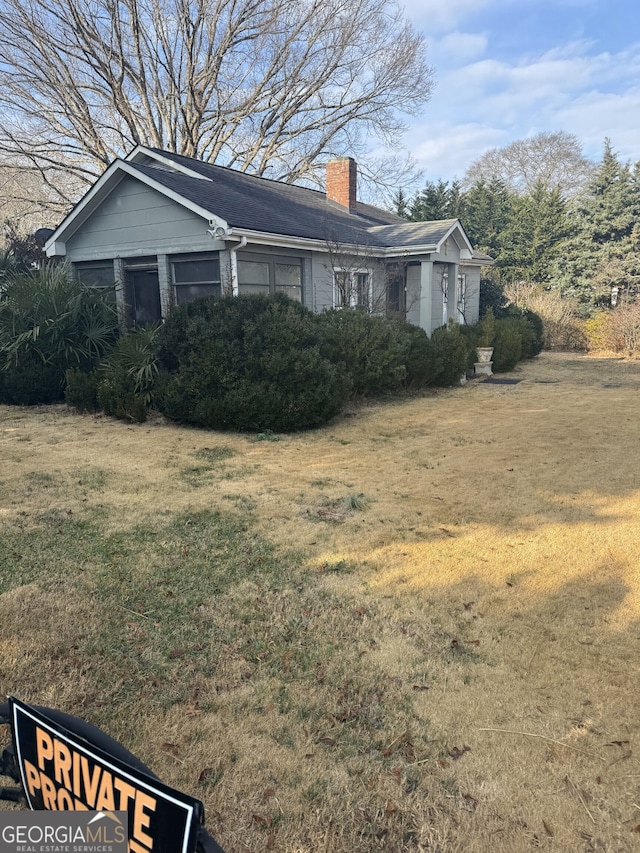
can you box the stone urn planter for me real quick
[475,346,494,364]
[474,346,494,376]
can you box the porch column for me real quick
[419,260,433,334]
[447,262,458,323]
[157,254,172,319]
[219,249,237,296]
[112,258,127,327]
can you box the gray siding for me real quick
[310,251,384,313]
[311,252,337,312]
[65,177,217,261]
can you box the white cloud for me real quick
[400,0,496,33]
[401,0,597,34]
[402,39,640,181]
[556,89,640,162]
[428,32,488,63]
[405,122,508,181]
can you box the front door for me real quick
[129,269,161,326]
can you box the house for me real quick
[44,148,491,333]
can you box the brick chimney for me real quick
[326,157,357,212]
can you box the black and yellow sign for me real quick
[9,698,204,853]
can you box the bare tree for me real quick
[463,131,594,197]
[323,237,417,319]
[0,0,434,217]
[323,237,383,312]
[0,161,73,229]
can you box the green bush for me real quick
[519,309,544,357]
[458,323,482,370]
[479,278,508,318]
[65,368,100,411]
[461,304,543,375]
[430,324,470,386]
[97,370,148,423]
[399,322,440,389]
[0,353,64,405]
[318,309,407,397]
[492,319,523,372]
[156,294,351,432]
[0,263,118,404]
[96,326,160,423]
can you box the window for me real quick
[237,254,302,302]
[172,254,221,304]
[74,261,117,303]
[333,269,371,309]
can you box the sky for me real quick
[397,0,640,184]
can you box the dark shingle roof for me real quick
[131,149,402,244]
[368,220,459,249]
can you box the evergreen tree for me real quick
[391,188,410,219]
[557,141,640,306]
[408,179,464,221]
[459,177,512,256]
[496,181,569,284]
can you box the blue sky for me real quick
[397,0,640,184]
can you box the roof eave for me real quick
[463,256,495,266]
[382,244,438,257]
[227,227,374,252]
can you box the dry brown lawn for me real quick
[1,351,640,852]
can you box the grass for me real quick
[1,352,640,851]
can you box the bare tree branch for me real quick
[0,0,434,218]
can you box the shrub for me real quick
[156,294,351,432]
[96,326,160,423]
[0,353,64,405]
[430,324,470,386]
[479,278,508,318]
[318,309,407,397]
[492,319,523,372]
[0,263,118,404]
[478,307,496,347]
[399,322,440,389]
[503,282,585,351]
[609,302,640,356]
[519,309,544,357]
[97,371,148,423]
[586,302,640,356]
[65,368,100,412]
[584,311,612,352]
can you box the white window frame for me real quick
[332,268,372,310]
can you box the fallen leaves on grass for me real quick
[449,745,471,761]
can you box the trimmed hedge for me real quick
[430,324,469,386]
[0,354,65,405]
[461,306,544,374]
[318,309,407,397]
[155,294,351,431]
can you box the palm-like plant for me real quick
[101,325,160,403]
[0,262,119,403]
